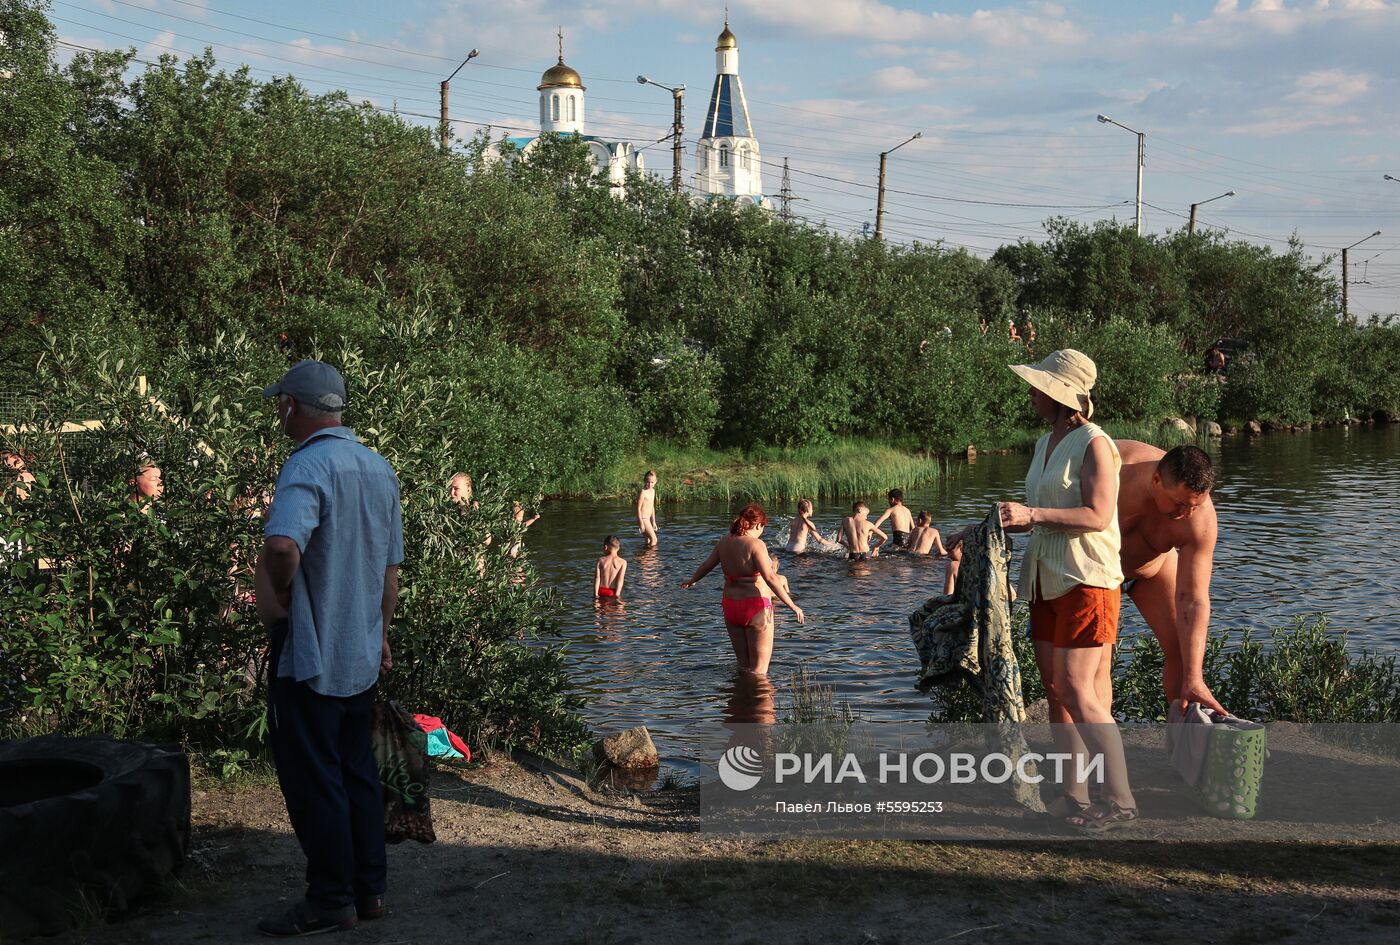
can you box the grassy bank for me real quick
[558,422,1207,502]
[557,437,945,502]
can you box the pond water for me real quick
[526,426,1400,777]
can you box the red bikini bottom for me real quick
[722,595,773,628]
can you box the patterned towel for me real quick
[909,506,1044,811]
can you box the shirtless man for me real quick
[873,489,915,548]
[637,470,658,548]
[839,501,887,561]
[1117,442,1225,714]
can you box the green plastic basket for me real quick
[1191,722,1267,819]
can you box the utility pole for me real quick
[779,158,794,221]
[1341,230,1382,324]
[1135,130,1144,235]
[440,48,480,152]
[670,86,685,194]
[1188,190,1234,236]
[875,131,922,240]
[1098,114,1145,235]
[638,76,686,194]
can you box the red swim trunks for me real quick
[722,596,772,627]
[597,587,617,598]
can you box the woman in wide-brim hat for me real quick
[951,348,1137,832]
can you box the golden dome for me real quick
[538,58,584,90]
[716,25,738,50]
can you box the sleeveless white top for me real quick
[1017,422,1124,601]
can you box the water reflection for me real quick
[526,426,1400,767]
[721,671,777,725]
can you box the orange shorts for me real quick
[1030,584,1120,649]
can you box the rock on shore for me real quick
[593,726,660,769]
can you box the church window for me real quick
[719,144,729,168]
[740,146,750,170]
[540,97,548,124]
[568,96,577,122]
[551,95,560,122]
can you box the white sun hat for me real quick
[1009,348,1098,419]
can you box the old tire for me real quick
[0,736,191,937]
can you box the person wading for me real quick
[254,360,404,936]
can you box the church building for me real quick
[501,33,645,194]
[693,19,771,210]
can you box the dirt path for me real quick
[45,757,1400,945]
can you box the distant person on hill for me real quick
[785,497,839,554]
[906,511,947,556]
[637,470,659,548]
[1115,441,1226,715]
[593,535,627,600]
[873,489,914,548]
[681,503,804,675]
[839,500,887,561]
[1008,320,1022,343]
[1205,346,1227,374]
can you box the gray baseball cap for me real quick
[262,360,347,411]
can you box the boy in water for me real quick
[594,535,627,599]
[839,501,887,561]
[906,510,947,556]
[786,498,839,553]
[873,488,914,548]
[636,470,658,548]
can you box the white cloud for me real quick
[1286,68,1370,105]
[867,65,933,94]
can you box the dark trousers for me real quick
[267,623,386,910]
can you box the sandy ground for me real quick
[38,754,1400,945]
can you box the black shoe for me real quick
[356,895,387,921]
[257,901,357,937]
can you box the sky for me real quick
[47,0,1400,318]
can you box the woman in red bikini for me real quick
[681,503,805,674]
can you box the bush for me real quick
[929,614,1399,724]
[0,333,591,757]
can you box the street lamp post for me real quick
[440,48,480,152]
[1097,114,1145,235]
[875,131,922,240]
[1188,190,1235,236]
[638,76,686,194]
[1342,230,1382,323]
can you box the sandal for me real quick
[1042,792,1091,819]
[1065,799,1139,834]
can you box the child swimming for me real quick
[906,510,948,556]
[785,498,840,553]
[637,470,658,548]
[873,488,915,548]
[594,535,628,599]
[839,500,888,561]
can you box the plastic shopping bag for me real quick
[372,699,436,843]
